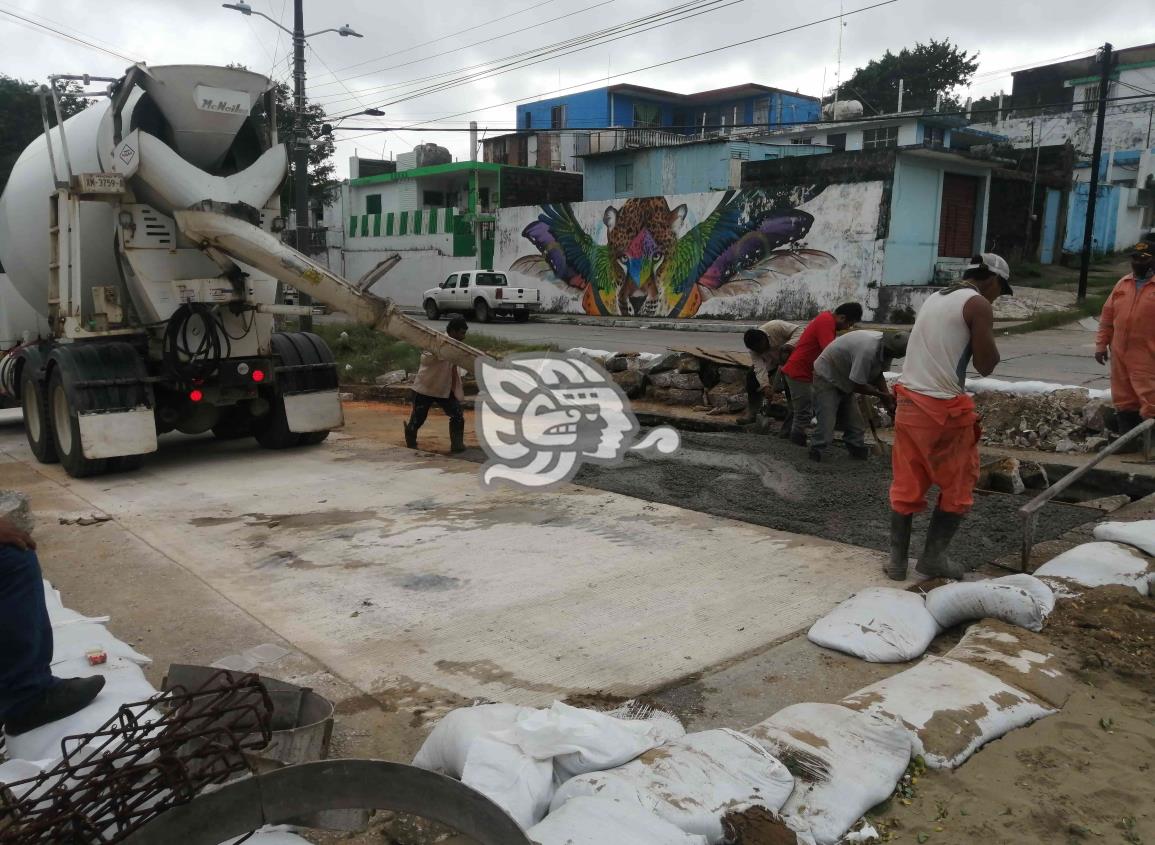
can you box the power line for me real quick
[340,0,897,127]
[308,0,616,99]
[309,0,571,82]
[0,6,139,64]
[307,42,417,152]
[969,47,1099,82]
[314,0,736,111]
[328,0,773,119]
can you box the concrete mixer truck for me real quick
[0,64,482,478]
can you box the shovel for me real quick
[858,396,888,457]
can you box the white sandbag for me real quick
[945,619,1072,709]
[528,796,707,845]
[807,588,940,663]
[1093,520,1155,557]
[221,827,311,845]
[461,735,555,829]
[4,659,159,762]
[411,703,531,777]
[924,575,1054,632]
[550,729,795,844]
[840,655,1054,769]
[51,621,152,666]
[744,703,911,845]
[1033,541,1150,596]
[500,700,685,782]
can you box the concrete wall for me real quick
[495,184,888,320]
[991,104,1155,156]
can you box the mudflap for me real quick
[284,389,344,433]
[78,407,158,459]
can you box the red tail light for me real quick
[252,369,266,383]
[496,288,503,299]
[189,389,204,402]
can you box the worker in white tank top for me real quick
[886,254,1012,581]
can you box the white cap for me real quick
[965,253,1012,294]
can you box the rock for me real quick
[338,392,355,401]
[1081,436,1109,453]
[604,355,630,373]
[675,355,701,374]
[1081,494,1131,513]
[1052,388,1090,415]
[611,369,646,399]
[1054,438,1077,454]
[374,369,407,386]
[1019,461,1049,491]
[0,490,32,533]
[648,371,704,391]
[645,352,684,374]
[706,382,747,411]
[715,366,749,386]
[1082,399,1115,432]
[984,457,1025,494]
[647,386,704,406]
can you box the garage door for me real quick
[938,174,980,258]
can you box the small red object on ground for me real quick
[86,649,107,666]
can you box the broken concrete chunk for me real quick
[983,457,1025,494]
[612,370,646,399]
[0,490,32,533]
[604,355,630,373]
[706,383,747,412]
[648,387,705,406]
[374,369,408,386]
[648,371,705,391]
[1082,399,1115,432]
[644,352,685,374]
[1019,461,1049,491]
[58,512,112,527]
[714,366,748,386]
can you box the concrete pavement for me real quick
[0,410,902,710]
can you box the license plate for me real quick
[515,303,525,308]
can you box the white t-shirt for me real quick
[899,287,981,399]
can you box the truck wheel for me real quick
[514,311,530,323]
[474,299,492,323]
[255,332,338,449]
[48,368,107,478]
[424,299,440,320]
[21,366,58,464]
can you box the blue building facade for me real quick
[516,83,820,133]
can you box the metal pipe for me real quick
[37,87,62,187]
[1018,417,1155,568]
[47,77,74,183]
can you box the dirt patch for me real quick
[1047,585,1155,695]
[722,806,799,844]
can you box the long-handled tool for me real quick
[858,396,888,457]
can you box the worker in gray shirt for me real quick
[809,330,908,462]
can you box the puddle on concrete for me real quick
[433,659,566,695]
[393,573,464,591]
[190,509,379,529]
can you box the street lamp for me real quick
[222,0,363,329]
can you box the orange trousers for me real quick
[889,385,981,516]
[1110,351,1155,418]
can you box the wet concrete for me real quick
[558,429,1098,572]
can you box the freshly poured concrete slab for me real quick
[0,423,898,705]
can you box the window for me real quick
[632,102,661,128]
[475,272,508,286]
[672,109,689,132]
[459,273,470,288]
[790,137,814,145]
[925,126,946,148]
[862,126,900,149]
[730,147,750,160]
[365,193,382,214]
[442,275,457,289]
[422,190,445,207]
[615,163,634,194]
[1082,82,1116,113]
[754,97,770,127]
[827,132,847,152]
[524,111,533,129]
[550,105,566,129]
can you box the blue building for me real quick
[516,83,820,134]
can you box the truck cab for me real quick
[423,271,541,323]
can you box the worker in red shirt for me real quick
[779,303,863,445]
[1095,241,1155,439]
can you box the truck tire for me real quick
[21,365,58,464]
[424,299,440,320]
[474,299,492,323]
[514,310,530,323]
[48,367,108,478]
[255,332,337,449]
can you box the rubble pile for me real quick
[973,388,1116,453]
[601,351,751,412]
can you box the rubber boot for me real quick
[403,422,418,449]
[1115,410,1143,454]
[789,429,808,447]
[886,511,913,581]
[737,396,763,425]
[5,676,106,736]
[915,509,967,579]
[846,443,871,460]
[778,420,794,440]
[449,418,466,454]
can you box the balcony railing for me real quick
[587,128,698,154]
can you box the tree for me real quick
[0,75,89,194]
[835,39,979,114]
[248,78,338,214]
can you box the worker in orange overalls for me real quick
[1095,241,1155,438]
[887,254,1011,580]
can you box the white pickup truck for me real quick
[422,271,542,323]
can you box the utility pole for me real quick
[292,0,312,331]
[1025,121,1040,259]
[1078,42,1114,302]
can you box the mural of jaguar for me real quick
[508,189,836,318]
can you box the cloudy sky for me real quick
[3,0,1154,177]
